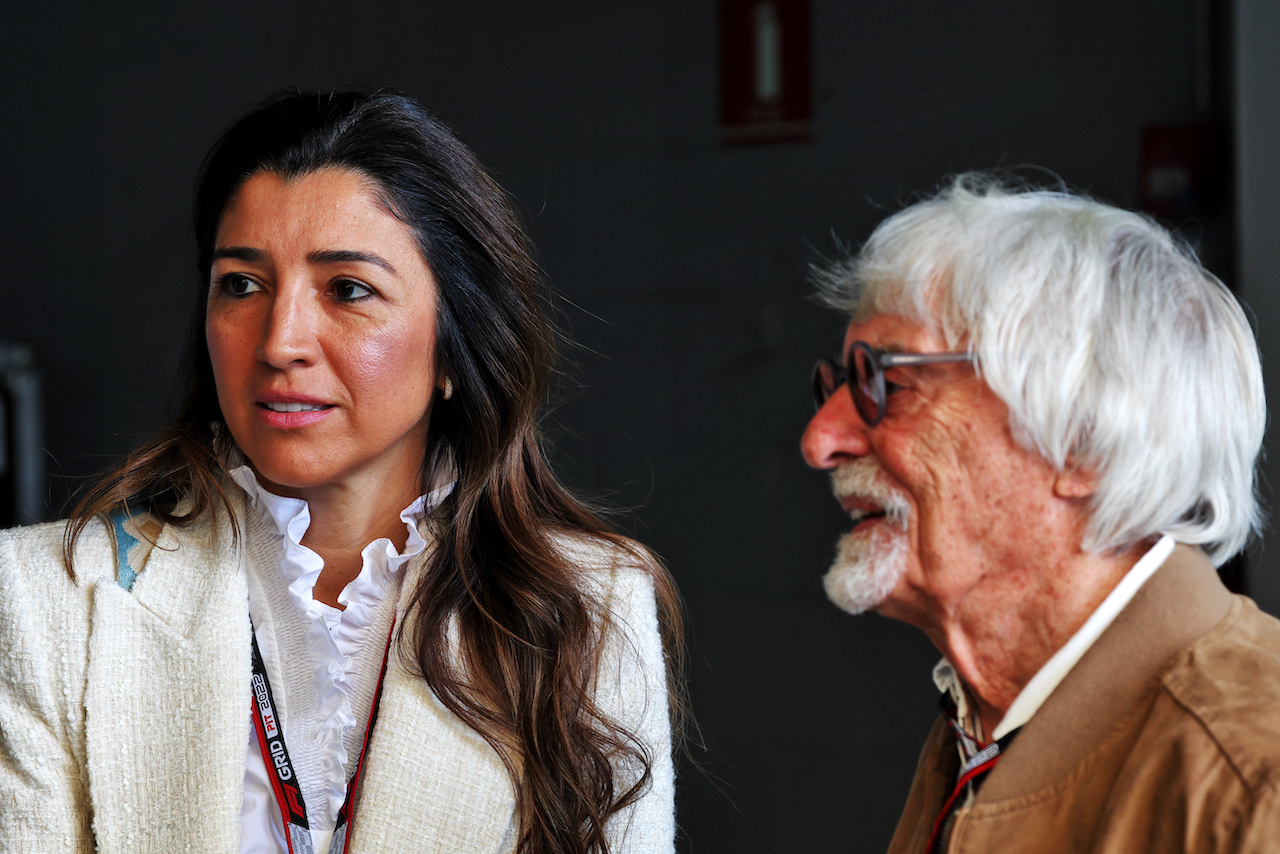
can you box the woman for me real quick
[0,91,681,853]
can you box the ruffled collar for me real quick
[227,464,453,610]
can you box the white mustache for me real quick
[830,459,911,527]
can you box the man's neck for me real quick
[924,544,1149,737]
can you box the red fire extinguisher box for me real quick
[718,0,814,146]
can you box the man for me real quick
[801,175,1280,852]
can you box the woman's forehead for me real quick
[215,169,420,258]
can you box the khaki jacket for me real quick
[888,545,1280,853]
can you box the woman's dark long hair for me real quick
[64,90,683,853]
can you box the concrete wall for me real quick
[1,2,1237,850]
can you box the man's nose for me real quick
[801,387,873,469]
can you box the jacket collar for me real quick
[84,501,252,852]
[346,542,518,849]
[83,497,516,852]
[979,543,1234,801]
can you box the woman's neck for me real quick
[255,469,420,609]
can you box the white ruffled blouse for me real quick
[229,466,452,854]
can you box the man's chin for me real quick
[822,531,907,615]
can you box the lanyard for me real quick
[925,726,1021,854]
[249,620,396,854]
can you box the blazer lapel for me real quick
[84,511,252,853]
[347,555,517,853]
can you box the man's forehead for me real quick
[842,314,946,354]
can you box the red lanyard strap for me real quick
[249,620,396,854]
[925,727,1021,854]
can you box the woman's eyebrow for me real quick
[212,246,266,262]
[210,247,399,275]
[309,249,398,274]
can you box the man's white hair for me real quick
[814,173,1266,566]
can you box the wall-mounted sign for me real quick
[1139,123,1226,217]
[718,0,813,145]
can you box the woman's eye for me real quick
[217,273,261,297]
[334,279,374,301]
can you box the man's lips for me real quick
[839,496,887,527]
[840,495,883,515]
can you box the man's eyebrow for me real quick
[309,249,398,275]
[844,340,909,365]
[212,246,266,263]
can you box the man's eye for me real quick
[334,279,374,301]
[216,273,261,297]
[884,379,904,397]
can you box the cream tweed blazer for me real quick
[0,499,674,852]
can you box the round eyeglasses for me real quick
[812,341,974,426]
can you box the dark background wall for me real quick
[3,2,1275,851]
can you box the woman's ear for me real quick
[436,364,454,400]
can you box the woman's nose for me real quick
[258,289,319,368]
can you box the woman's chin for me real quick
[238,460,317,499]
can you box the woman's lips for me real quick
[254,398,335,428]
[261,400,328,413]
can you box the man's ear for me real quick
[1053,463,1098,500]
